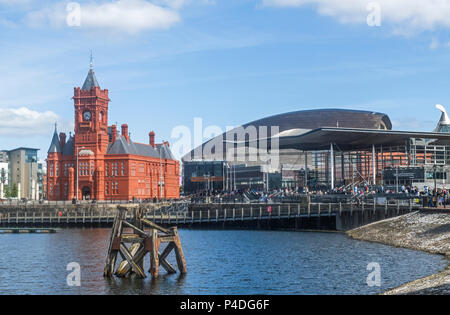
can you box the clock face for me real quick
[83,111,92,121]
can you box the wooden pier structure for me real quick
[103,205,187,279]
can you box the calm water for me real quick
[0,228,446,295]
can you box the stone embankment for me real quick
[347,210,450,295]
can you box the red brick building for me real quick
[46,63,180,201]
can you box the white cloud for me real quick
[262,0,450,35]
[27,0,182,34]
[155,0,215,9]
[0,107,59,136]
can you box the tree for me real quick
[11,183,18,198]
[3,185,10,198]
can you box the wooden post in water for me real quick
[103,204,187,279]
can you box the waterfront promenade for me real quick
[0,199,420,231]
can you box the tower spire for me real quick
[48,122,61,153]
[82,52,100,90]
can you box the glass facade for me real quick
[183,161,282,193]
[183,161,225,193]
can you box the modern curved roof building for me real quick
[182,106,450,193]
[183,108,393,162]
[237,108,392,131]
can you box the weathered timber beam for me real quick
[159,235,176,243]
[120,236,145,244]
[159,242,177,274]
[116,243,147,277]
[122,220,149,238]
[119,243,146,278]
[103,211,123,277]
[141,218,171,234]
[172,228,187,274]
[160,256,177,274]
[148,229,160,278]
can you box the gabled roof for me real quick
[47,126,61,154]
[156,143,176,160]
[62,136,74,156]
[82,69,100,90]
[107,136,176,160]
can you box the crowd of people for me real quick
[186,183,449,207]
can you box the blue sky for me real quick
[2,0,450,161]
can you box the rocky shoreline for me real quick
[346,210,450,295]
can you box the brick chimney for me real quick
[111,125,117,143]
[59,132,66,150]
[149,131,155,148]
[121,124,129,143]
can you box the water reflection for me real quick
[0,228,446,295]
[104,274,187,295]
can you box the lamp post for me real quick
[76,146,85,202]
[159,142,165,201]
[29,156,36,200]
[266,156,271,193]
[204,173,211,203]
[222,162,225,192]
[433,162,437,208]
[395,166,399,194]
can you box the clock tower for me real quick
[72,58,110,200]
[46,59,180,201]
[73,59,110,155]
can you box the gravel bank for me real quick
[346,210,450,295]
